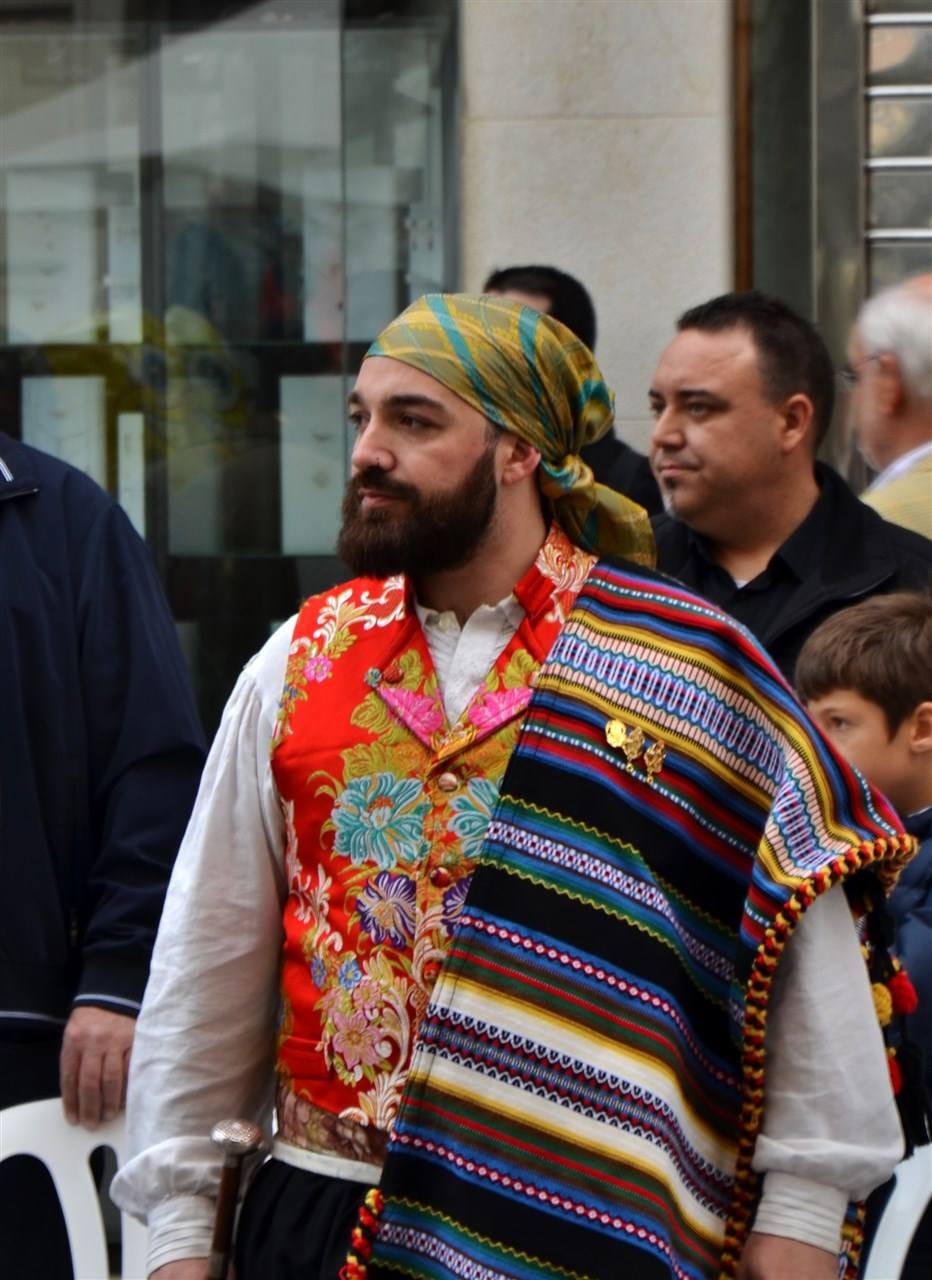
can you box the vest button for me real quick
[437,771,459,792]
[429,866,452,888]
[383,661,403,684]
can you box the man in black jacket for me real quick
[648,290,932,682]
[0,432,205,1275]
[483,263,662,515]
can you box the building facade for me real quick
[0,0,928,729]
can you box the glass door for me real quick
[0,0,458,732]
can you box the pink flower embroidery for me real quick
[381,685,444,742]
[331,1006,383,1071]
[304,654,333,683]
[468,686,532,732]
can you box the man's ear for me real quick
[875,352,907,417]
[499,435,541,486]
[907,701,932,754]
[779,393,816,455]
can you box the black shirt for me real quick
[674,483,836,644]
[652,464,932,682]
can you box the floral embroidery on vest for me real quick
[273,526,596,1142]
[273,577,406,749]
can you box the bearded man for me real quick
[114,295,914,1280]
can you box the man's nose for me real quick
[649,406,683,453]
[351,418,395,473]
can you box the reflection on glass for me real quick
[280,377,347,555]
[0,32,142,345]
[0,0,457,734]
[22,376,106,483]
[343,25,449,339]
[869,242,932,292]
[869,98,932,159]
[868,27,932,88]
[869,170,932,229]
[159,21,342,555]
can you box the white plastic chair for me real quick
[0,1096,148,1279]
[864,1145,932,1280]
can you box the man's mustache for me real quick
[348,468,420,503]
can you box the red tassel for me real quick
[888,970,919,1016]
[341,1185,384,1280]
[889,1053,903,1095]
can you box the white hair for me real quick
[858,281,932,405]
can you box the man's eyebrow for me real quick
[384,393,450,415]
[674,388,729,404]
[346,391,450,417]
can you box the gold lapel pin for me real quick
[605,718,666,784]
[643,740,666,785]
[621,726,645,774]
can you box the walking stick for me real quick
[206,1118,265,1279]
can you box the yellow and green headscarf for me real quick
[365,293,655,565]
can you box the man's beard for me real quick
[337,443,499,579]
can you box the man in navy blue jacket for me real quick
[0,431,205,1275]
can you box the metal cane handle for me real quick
[206,1119,265,1279]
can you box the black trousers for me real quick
[0,1034,74,1280]
[235,1158,369,1280]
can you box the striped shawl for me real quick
[368,559,914,1280]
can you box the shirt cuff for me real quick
[753,1171,848,1255]
[146,1194,215,1275]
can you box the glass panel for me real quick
[160,18,342,557]
[0,30,143,346]
[868,1,932,11]
[869,169,932,228]
[0,0,458,735]
[868,26,932,87]
[869,241,932,292]
[343,18,451,340]
[749,0,812,315]
[869,97,932,158]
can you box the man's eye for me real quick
[687,402,711,419]
[348,413,365,433]
[400,414,429,430]
[829,717,849,731]
[648,401,663,418]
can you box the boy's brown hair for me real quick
[796,591,932,735]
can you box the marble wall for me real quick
[458,0,733,452]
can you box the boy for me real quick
[797,590,932,1279]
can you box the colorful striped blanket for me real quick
[369,560,913,1280]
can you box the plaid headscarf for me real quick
[365,293,655,565]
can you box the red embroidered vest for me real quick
[271,527,594,1159]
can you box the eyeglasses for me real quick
[837,354,882,390]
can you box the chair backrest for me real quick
[0,1096,148,1280]
[863,1145,932,1280]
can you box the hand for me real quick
[150,1262,212,1280]
[736,1232,838,1279]
[150,1263,212,1280]
[60,1005,135,1128]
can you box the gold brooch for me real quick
[643,740,666,785]
[604,719,665,785]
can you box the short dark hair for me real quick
[482,264,597,351]
[796,592,932,735]
[676,290,836,446]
